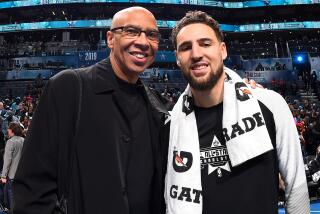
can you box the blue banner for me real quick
[1,20,320,33]
[1,0,319,9]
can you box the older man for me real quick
[14,7,170,214]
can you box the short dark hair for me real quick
[171,11,224,49]
[8,122,24,137]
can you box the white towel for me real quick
[165,67,273,214]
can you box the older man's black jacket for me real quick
[13,58,171,214]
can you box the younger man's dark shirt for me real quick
[194,102,279,214]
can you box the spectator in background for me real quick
[0,102,4,119]
[0,122,4,206]
[311,119,320,151]
[0,101,4,109]
[308,145,320,184]
[15,102,26,121]
[21,116,31,136]
[297,121,307,160]
[0,104,5,142]
[1,122,24,210]
[9,97,20,114]
[1,111,19,138]
[25,103,34,119]
[311,70,318,95]
[0,122,5,166]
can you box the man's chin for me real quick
[132,62,152,72]
[190,81,214,91]
[127,68,147,77]
[186,69,223,91]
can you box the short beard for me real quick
[183,64,224,91]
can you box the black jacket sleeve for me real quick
[13,70,80,214]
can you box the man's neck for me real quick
[191,73,225,108]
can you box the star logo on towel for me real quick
[200,135,231,177]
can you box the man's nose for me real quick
[134,32,150,50]
[191,45,202,60]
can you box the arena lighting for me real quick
[292,53,308,64]
[294,54,305,64]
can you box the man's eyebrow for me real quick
[198,38,213,43]
[177,37,213,49]
[177,41,192,49]
[124,24,158,31]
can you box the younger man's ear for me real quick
[175,50,181,67]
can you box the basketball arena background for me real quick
[0,0,320,212]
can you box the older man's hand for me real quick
[244,78,264,89]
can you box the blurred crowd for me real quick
[0,75,45,210]
[0,75,44,139]
[287,98,320,157]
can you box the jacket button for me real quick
[122,187,127,196]
[122,135,131,143]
